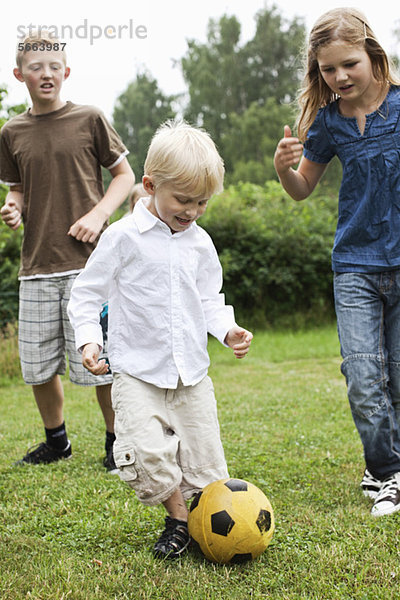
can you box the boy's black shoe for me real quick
[360,468,382,500]
[15,441,72,465]
[103,446,119,475]
[153,516,190,559]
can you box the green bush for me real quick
[0,180,339,331]
[0,321,21,380]
[199,181,338,328]
[0,221,22,330]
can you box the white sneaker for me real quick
[360,469,383,500]
[371,472,400,517]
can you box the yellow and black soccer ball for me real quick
[188,478,275,564]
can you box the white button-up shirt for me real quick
[67,199,236,389]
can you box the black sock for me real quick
[45,422,69,450]
[105,430,116,452]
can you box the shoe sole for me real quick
[371,502,400,517]
[13,454,72,466]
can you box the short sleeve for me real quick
[0,126,21,184]
[92,110,129,170]
[303,108,335,164]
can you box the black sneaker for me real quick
[153,516,190,559]
[15,441,72,465]
[360,468,383,500]
[103,446,119,475]
[371,472,400,517]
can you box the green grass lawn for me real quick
[1,326,399,599]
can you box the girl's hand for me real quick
[224,327,253,359]
[274,125,304,174]
[82,343,109,375]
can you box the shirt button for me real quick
[125,453,131,461]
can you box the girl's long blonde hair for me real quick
[296,7,400,141]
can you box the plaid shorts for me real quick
[18,275,113,386]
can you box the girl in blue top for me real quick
[274,7,400,517]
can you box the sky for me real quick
[1,1,399,120]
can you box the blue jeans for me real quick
[334,271,400,480]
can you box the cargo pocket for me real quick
[113,446,138,484]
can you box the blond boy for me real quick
[0,34,135,468]
[67,121,253,558]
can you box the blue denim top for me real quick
[303,85,400,273]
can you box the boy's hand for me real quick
[274,125,303,174]
[1,198,22,230]
[81,342,109,375]
[224,326,253,359]
[68,207,107,243]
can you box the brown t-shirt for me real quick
[0,102,128,277]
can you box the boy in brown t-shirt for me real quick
[0,33,135,468]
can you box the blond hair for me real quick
[296,8,400,141]
[144,120,224,198]
[129,183,146,212]
[16,31,67,69]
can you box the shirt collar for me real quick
[133,197,165,233]
[133,197,195,237]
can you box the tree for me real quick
[181,15,245,141]
[181,6,305,138]
[180,5,306,182]
[240,6,305,106]
[223,98,296,184]
[112,72,177,180]
[0,87,27,327]
[0,87,27,130]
